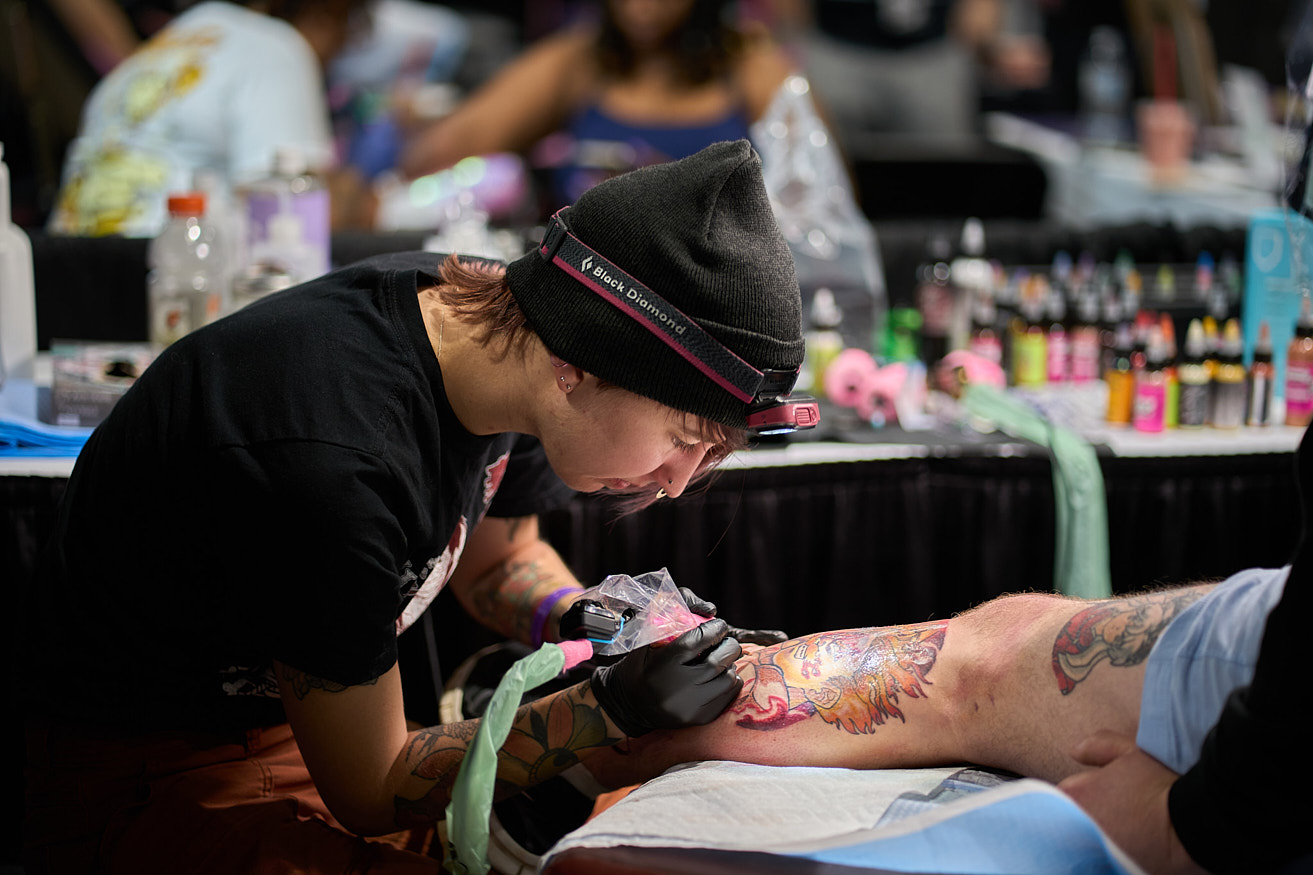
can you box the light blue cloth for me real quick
[543,761,1146,875]
[1136,566,1288,773]
[0,379,90,456]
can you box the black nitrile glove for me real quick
[679,587,789,646]
[591,618,743,737]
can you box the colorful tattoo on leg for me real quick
[728,623,949,735]
[1051,588,1206,694]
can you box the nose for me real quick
[655,447,708,499]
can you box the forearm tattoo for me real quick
[727,623,949,734]
[1051,587,1207,694]
[392,680,619,829]
[278,665,378,700]
[468,557,567,641]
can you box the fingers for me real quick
[727,626,788,645]
[701,634,743,674]
[679,586,717,617]
[1070,729,1137,767]
[667,617,729,658]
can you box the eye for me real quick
[672,436,700,454]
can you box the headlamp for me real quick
[537,210,820,435]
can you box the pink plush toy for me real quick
[823,348,911,425]
[936,349,1007,394]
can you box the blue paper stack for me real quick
[0,379,92,457]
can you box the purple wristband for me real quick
[530,587,579,647]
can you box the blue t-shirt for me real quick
[554,103,752,203]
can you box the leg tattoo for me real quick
[1051,588,1206,694]
[729,623,949,734]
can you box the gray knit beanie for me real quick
[506,139,803,430]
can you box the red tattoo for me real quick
[729,623,948,735]
[1051,588,1205,694]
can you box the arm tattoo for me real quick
[278,664,378,701]
[469,558,566,641]
[392,680,619,830]
[1051,587,1206,694]
[727,623,949,734]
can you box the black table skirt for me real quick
[5,450,1300,675]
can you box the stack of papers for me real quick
[0,379,93,457]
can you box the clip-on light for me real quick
[537,209,819,435]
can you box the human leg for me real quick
[582,584,1214,788]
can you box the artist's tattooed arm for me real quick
[392,679,621,830]
[1051,587,1207,694]
[447,515,584,643]
[276,658,620,835]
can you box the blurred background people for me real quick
[44,0,369,237]
[798,0,1009,143]
[396,0,797,212]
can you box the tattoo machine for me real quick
[559,567,707,656]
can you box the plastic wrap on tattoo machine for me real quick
[581,568,706,656]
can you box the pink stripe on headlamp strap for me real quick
[539,212,765,404]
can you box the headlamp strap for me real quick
[539,210,764,404]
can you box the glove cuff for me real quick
[591,664,652,738]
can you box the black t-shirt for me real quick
[1168,424,1312,872]
[23,252,575,731]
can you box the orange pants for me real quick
[24,720,442,874]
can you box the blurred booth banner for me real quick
[752,76,888,357]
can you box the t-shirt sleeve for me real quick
[487,434,577,518]
[207,441,407,686]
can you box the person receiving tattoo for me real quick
[581,584,1220,790]
[568,517,1307,874]
[21,141,807,872]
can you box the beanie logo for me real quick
[626,288,686,335]
[581,255,593,272]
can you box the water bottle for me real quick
[148,192,226,348]
[0,141,36,386]
[237,146,330,286]
[1078,26,1132,144]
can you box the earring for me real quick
[558,376,565,383]
[656,489,667,499]
[563,382,572,391]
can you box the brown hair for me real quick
[435,254,536,358]
[595,0,742,87]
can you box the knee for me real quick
[940,593,1069,734]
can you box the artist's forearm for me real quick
[452,539,583,642]
[388,679,621,829]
